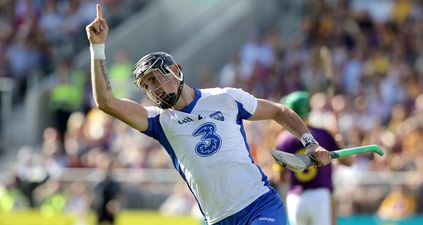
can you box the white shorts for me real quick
[286,188,331,225]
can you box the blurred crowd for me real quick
[222,0,423,219]
[1,0,423,223]
[0,0,145,104]
[0,0,93,103]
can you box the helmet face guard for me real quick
[133,53,184,109]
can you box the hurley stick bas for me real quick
[271,144,384,172]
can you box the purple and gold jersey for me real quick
[275,127,339,192]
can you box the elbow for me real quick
[274,103,299,124]
[96,101,109,112]
[276,104,289,118]
[279,104,301,119]
[279,104,290,114]
[94,96,114,113]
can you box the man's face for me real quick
[136,68,180,107]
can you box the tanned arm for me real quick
[250,99,331,166]
[86,4,148,132]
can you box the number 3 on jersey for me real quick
[192,122,222,157]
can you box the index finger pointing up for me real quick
[96,4,102,18]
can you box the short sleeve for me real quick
[224,88,258,119]
[142,106,163,139]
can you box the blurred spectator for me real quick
[159,181,196,216]
[48,60,86,143]
[341,49,364,95]
[65,181,92,225]
[14,147,49,208]
[81,108,114,150]
[93,158,121,225]
[41,127,66,176]
[239,30,275,83]
[35,180,66,215]
[390,0,412,24]
[109,50,134,99]
[0,176,27,211]
[218,53,241,87]
[6,36,44,102]
[377,184,417,220]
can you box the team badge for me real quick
[209,111,224,121]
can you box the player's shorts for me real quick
[286,188,331,225]
[213,187,287,225]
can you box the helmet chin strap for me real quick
[159,79,184,109]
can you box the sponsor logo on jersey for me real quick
[209,111,224,121]
[178,117,194,124]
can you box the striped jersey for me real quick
[142,87,270,224]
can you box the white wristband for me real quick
[90,43,106,60]
[300,133,318,147]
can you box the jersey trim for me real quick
[236,101,270,188]
[235,101,254,120]
[143,117,157,138]
[237,100,271,204]
[144,114,206,217]
[179,88,201,113]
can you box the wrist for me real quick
[90,43,106,60]
[300,133,319,148]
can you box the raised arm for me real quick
[250,99,331,166]
[85,4,148,132]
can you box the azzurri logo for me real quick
[192,122,222,157]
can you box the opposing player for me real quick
[86,4,331,225]
[274,91,353,225]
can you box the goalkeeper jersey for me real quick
[142,87,270,224]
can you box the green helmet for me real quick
[281,91,311,118]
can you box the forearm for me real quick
[274,105,318,148]
[251,100,316,146]
[90,44,113,108]
[274,106,309,138]
[85,8,149,132]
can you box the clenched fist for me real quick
[86,4,109,44]
[305,144,331,167]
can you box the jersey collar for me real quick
[179,88,201,113]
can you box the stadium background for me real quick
[0,0,423,224]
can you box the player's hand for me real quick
[305,144,331,167]
[86,4,109,44]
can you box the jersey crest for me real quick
[209,111,225,121]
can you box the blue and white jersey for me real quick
[143,87,270,224]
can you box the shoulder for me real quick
[199,87,252,96]
[199,87,257,114]
[221,87,252,97]
[200,87,255,100]
[144,106,164,118]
